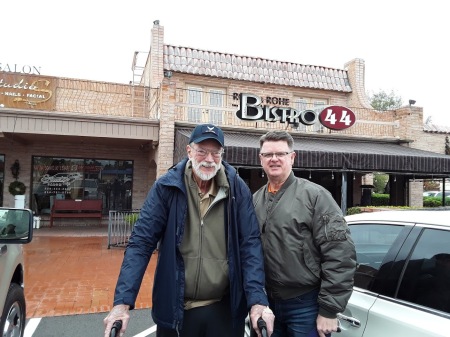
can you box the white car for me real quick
[0,208,34,337]
[423,191,450,198]
[336,210,450,337]
[40,172,83,185]
[423,191,440,197]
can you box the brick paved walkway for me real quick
[23,227,156,318]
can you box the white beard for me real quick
[190,157,221,181]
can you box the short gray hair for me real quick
[259,131,294,150]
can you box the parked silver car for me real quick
[0,208,34,337]
[336,210,450,337]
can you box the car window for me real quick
[0,208,31,239]
[396,228,450,313]
[350,224,404,289]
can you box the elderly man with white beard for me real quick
[104,124,274,337]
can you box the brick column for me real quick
[344,58,372,109]
[156,80,176,178]
[142,20,164,88]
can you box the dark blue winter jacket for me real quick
[113,158,268,330]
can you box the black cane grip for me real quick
[110,320,122,337]
[257,317,267,336]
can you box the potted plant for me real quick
[9,180,27,208]
[8,180,26,196]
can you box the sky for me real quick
[2,0,449,125]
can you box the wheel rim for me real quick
[3,301,23,337]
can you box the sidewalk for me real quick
[24,227,156,318]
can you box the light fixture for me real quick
[331,171,334,180]
[164,70,173,78]
[394,175,396,182]
[261,170,265,178]
[309,170,312,179]
[353,173,356,180]
[10,159,20,180]
[409,99,416,106]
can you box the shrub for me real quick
[423,197,450,207]
[346,207,362,215]
[124,213,139,224]
[371,193,390,206]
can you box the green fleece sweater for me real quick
[180,162,230,302]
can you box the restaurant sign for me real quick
[0,72,55,110]
[235,93,355,130]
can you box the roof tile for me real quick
[424,123,450,133]
[163,45,352,92]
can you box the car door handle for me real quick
[0,244,7,256]
[337,313,361,328]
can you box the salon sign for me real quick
[234,93,356,130]
[0,72,56,110]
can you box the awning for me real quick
[175,128,450,176]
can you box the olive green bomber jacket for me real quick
[253,172,357,318]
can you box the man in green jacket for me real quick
[253,130,356,337]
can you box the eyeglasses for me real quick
[259,152,292,159]
[191,147,224,159]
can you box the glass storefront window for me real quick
[31,156,133,215]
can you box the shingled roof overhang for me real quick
[163,45,352,92]
[175,128,450,177]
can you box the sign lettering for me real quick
[0,73,55,109]
[235,93,356,130]
[0,63,41,75]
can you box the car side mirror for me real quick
[0,208,34,244]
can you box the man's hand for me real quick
[103,304,130,337]
[250,304,274,337]
[316,314,338,337]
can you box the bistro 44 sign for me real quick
[235,93,356,130]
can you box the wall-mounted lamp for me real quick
[164,70,173,78]
[10,159,20,180]
[409,99,416,106]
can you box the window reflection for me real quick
[397,229,450,313]
[31,157,133,215]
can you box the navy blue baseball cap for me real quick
[189,124,225,147]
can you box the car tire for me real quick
[0,283,26,337]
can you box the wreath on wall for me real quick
[8,181,27,196]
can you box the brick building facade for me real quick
[1,20,449,226]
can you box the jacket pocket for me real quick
[191,257,229,300]
[302,240,321,279]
